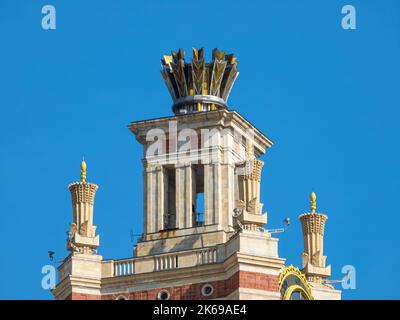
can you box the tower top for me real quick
[310,192,316,213]
[161,48,239,115]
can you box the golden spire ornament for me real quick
[310,192,316,213]
[161,48,239,115]
[81,159,87,182]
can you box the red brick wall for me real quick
[68,270,279,300]
[239,271,279,292]
[70,293,102,300]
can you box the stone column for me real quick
[222,163,235,229]
[213,162,222,226]
[204,163,214,225]
[142,165,148,234]
[156,165,165,231]
[185,164,193,228]
[175,163,193,229]
[235,158,266,230]
[162,167,169,229]
[204,162,222,226]
[145,165,157,234]
[191,166,197,225]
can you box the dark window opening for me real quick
[164,166,176,230]
[192,165,204,227]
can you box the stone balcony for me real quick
[57,229,284,282]
[96,229,282,279]
[102,245,223,278]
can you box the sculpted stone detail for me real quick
[69,182,98,205]
[247,197,263,215]
[236,159,263,182]
[299,192,331,285]
[67,161,100,254]
[234,138,266,229]
[52,48,341,301]
[300,213,327,236]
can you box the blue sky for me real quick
[0,0,399,299]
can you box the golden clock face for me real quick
[279,266,314,300]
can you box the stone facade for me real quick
[53,226,286,300]
[52,48,341,300]
[66,270,280,300]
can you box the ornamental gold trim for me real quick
[283,285,313,300]
[279,265,314,300]
[161,48,239,114]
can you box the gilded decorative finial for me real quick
[310,192,316,213]
[161,48,239,115]
[81,159,87,182]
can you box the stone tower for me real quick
[67,160,100,254]
[299,192,341,299]
[52,48,341,300]
[129,48,278,267]
[53,161,103,300]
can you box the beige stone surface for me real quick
[53,101,341,300]
[310,285,342,300]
